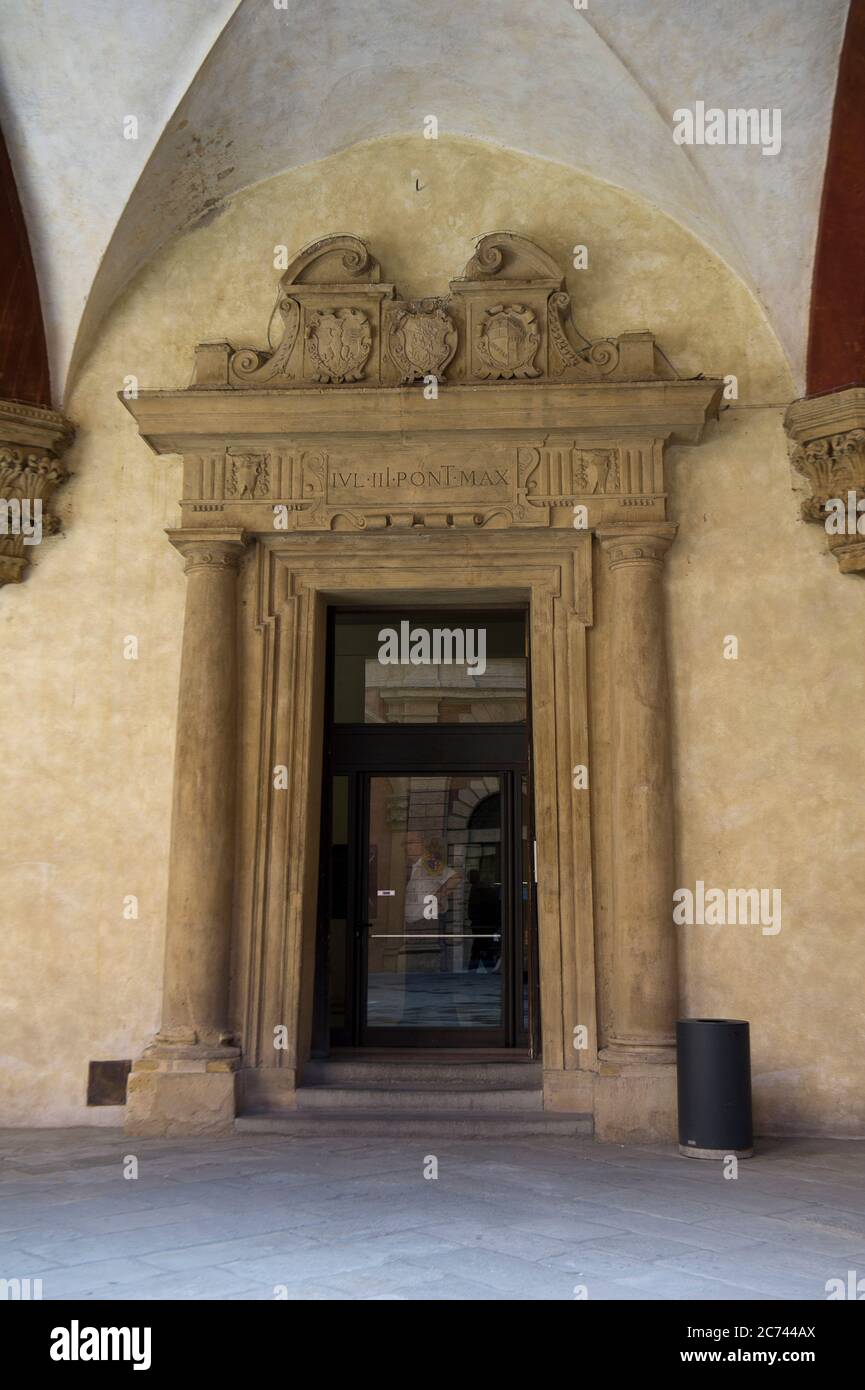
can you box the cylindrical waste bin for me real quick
[676,1018,753,1159]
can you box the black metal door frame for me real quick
[313,606,539,1053]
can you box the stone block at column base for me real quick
[542,1068,594,1114]
[593,1051,677,1144]
[125,1046,240,1137]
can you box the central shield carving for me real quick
[306,308,371,383]
[388,302,457,383]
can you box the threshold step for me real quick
[303,1060,541,1088]
[236,1110,592,1138]
[296,1086,543,1113]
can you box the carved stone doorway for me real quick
[120,232,722,1140]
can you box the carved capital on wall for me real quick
[0,398,75,587]
[785,386,865,575]
[597,523,678,570]
[167,527,249,575]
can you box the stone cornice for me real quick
[784,386,865,444]
[0,398,74,455]
[122,378,723,455]
[0,396,76,588]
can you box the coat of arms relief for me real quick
[387,300,457,383]
[305,308,371,383]
[475,304,541,380]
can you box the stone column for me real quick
[126,528,247,1136]
[594,524,678,1140]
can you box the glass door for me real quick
[315,606,539,1052]
[363,773,507,1045]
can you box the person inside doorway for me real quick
[467,868,501,972]
[403,834,461,973]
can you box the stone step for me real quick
[236,1110,592,1139]
[296,1085,543,1112]
[302,1059,541,1089]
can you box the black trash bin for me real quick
[677,1018,753,1159]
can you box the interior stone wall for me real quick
[1,134,861,1133]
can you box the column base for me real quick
[125,1043,241,1137]
[594,1049,677,1144]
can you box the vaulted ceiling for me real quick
[0,0,851,402]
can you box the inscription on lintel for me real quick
[181,439,667,530]
[328,464,512,506]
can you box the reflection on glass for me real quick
[333,610,527,724]
[521,773,531,1036]
[366,774,503,1028]
[327,776,349,1032]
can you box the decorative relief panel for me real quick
[226,450,269,498]
[181,436,666,533]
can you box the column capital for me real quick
[167,527,248,574]
[0,397,75,587]
[596,522,678,570]
[785,386,865,576]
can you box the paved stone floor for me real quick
[1,1129,863,1300]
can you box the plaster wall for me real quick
[1,135,862,1133]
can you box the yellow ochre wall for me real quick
[1,135,862,1133]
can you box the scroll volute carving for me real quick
[228,235,392,388]
[196,232,683,393]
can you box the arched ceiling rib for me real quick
[0,0,849,402]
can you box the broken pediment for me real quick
[189,232,681,391]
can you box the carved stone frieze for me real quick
[175,435,670,534]
[0,398,75,588]
[122,232,723,538]
[201,231,690,393]
[785,387,865,575]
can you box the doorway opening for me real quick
[313,607,539,1053]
